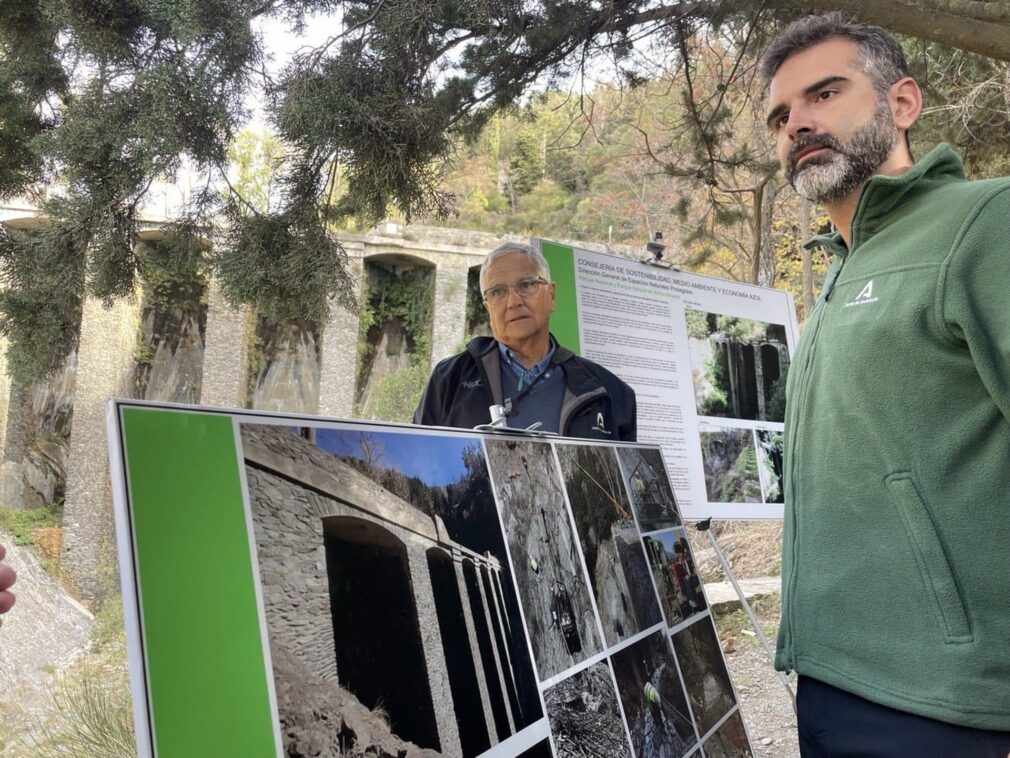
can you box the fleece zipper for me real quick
[780,253,847,670]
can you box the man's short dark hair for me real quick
[759,12,909,97]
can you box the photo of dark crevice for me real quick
[671,619,737,736]
[486,439,604,681]
[544,661,631,757]
[686,310,790,423]
[700,428,761,504]
[616,447,681,532]
[556,444,662,646]
[755,430,784,504]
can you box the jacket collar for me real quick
[467,333,588,398]
[806,143,965,257]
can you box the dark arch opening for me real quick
[324,516,439,750]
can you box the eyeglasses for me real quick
[482,276,549,304]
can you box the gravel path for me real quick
[710,599,799,757]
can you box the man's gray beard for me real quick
[790,103,899,204]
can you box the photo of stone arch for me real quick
[643,529,707,628]
[699,426,761,504]
[555,443,662,646]
[241,423,542,757]
[609,630,697,757]
[485,438,604,681]
[686,309,790,423]
[615,446,681,532]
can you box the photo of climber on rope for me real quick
[616,446,682,532]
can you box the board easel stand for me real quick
[695,517,797,713]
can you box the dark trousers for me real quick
[797,676,1010,758]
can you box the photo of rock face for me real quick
[610,631,697,757]
[642,529,707,628]
[671,619,737,736]
[543,661,631,757]
[699,426,761,504]
[241,423,542,757]
[615,446,681,532]
[485,438,604,681]
[556,443,662,646]
[702,711,752,757]
[755,429,784,504]
[686,309,790,424]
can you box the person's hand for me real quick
[0,544,16,625]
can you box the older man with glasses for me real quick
[413,241,636,440]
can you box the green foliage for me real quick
[684,309,710,340]
[0,204,87,384]
[134,226,209,399]
[136,225,209,312]
[765,377,787,423]
[0,504,61,545]
[217,205,355,327]
[355,261,434,411]
[227,129,287,213]
[90,595,126,655]
[360,362,429,422]
[26,665,135,758]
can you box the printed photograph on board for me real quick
[642,529,707,628]
[686,310,790,423]
[699,426,761,504]
[610,630,698,757]
[755,430,784,504]
[671,619,737,736]
[615,446,681,532]
[556,443,662,646]
[485,438,604,681]
[543,661,631,757]
[702,710,753,757]
[241,423,542,757]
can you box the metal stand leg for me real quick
[696,518,796,713]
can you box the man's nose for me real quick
[505,286,525,306]
[786,106,815,140]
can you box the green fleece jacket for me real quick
[776,144,1010,730]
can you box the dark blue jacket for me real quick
[412,336,636,441]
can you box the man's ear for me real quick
[548,282,556,312]
[890,77,922,132]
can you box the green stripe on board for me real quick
[121,408,276,757]
[541,240,581,355]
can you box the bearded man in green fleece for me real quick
[762,13,1010,756]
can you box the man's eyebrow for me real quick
[765,75,851,128]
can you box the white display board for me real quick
[537,240,800,520]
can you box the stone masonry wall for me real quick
[62,294,141,599]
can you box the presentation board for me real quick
[536,240,800,520]
[109,401,753,757]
